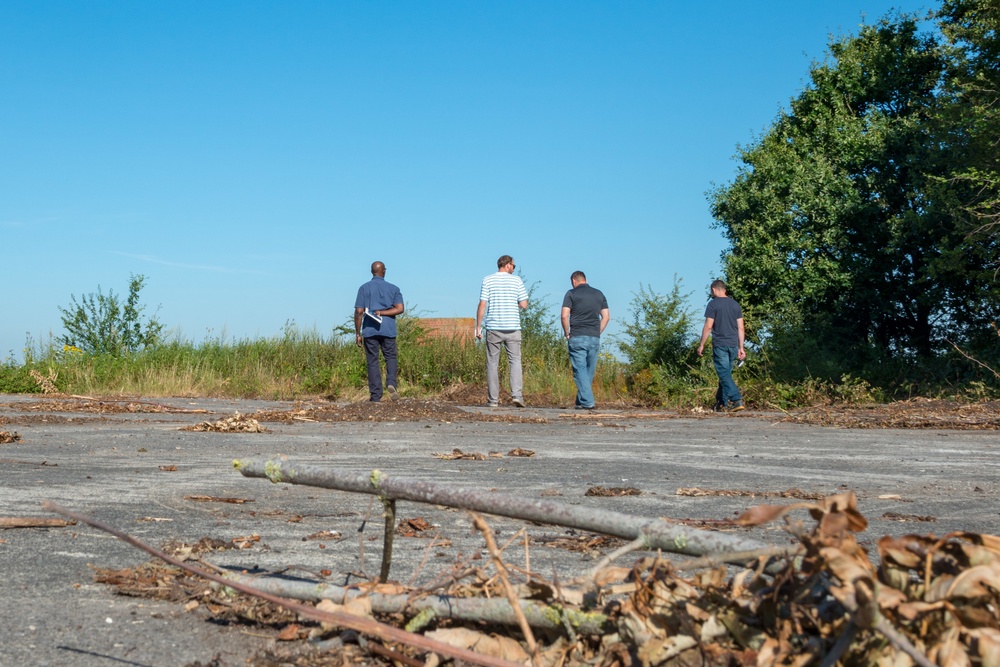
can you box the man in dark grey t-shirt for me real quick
[561,271,610,410]
[696,279,746,412]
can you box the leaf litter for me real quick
[80,489,1000,666]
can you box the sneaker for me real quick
[728,402,746,412]
[576,405,595,410]
[512,398,526,408]
[485,402,499,408]
[713,402,725,413]
[387,385,399,400]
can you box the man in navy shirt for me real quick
[697,279,746,412]
[354,261,404,402]
[561,271,609,410]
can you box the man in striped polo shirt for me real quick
[476,255,529,408]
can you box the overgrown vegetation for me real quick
[6,1,1000,407]
[57,274,164,357]
[709,1,1000,393]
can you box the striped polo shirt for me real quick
[479,272,528,331]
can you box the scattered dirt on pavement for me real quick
[779,397,1000,429]
[254,398,549,424]
[675,487,828,500]
[0,398,209,414]
[3,394,999,429]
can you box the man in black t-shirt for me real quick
[696,279,746,412]
[561,271,610,410]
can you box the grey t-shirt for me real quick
[704,296,742,348]
[562,284,608,338]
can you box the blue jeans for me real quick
[363,336,398,402]
[568,336,600,408]
[712,346,742,407]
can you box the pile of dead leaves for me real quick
[92,490,1000,666]
[0,430,21,444]
[185,412,269,433]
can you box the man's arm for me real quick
[737,318,746,360]
[518,299,528,310]
[376,303,404,318]
[696,318,714,357]
[599,308,610,335]
[476,300,486,340]
[354,308,364,347]
[561,307,571,338]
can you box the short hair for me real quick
[571,270,586,282]
[497,255,514,270]
[710,279,727,292]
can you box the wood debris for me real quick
[585,486,641,497]
[676,486,826,499]
[433,448,487,460]
[0,431,21,444]
[184,495,254,504]
[184,412,268,433]
[0,517,75,528]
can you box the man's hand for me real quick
[356,333,363,348]
[475,326,483,340]
[696,343,705,357]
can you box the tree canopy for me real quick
[709,3,1000,384]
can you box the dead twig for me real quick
[947,338,1000,379]
[472,513,539,662]
[42,501,528,667]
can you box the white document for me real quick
[364,308,382,324]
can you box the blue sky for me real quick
[2,1,933,360]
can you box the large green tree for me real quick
[709,13,1000,379]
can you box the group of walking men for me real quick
[354,256,746,411]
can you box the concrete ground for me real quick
[0,395,997,666]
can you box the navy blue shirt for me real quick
[355,277,403,338]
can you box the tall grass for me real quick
[4,324,630,404]
[7,325,989,407]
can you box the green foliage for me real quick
[0,356,37,393]
[58,274,164,356]
[617,279,697,376]
[710,11,1000,387]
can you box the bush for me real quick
[58,274,164,356]
[617,278,697,377]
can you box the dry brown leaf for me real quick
[0,430,21,444]
[507,447,535,457]
[432,448,487,460]
[425,627,530,663]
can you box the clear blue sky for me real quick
[1,1,932,360]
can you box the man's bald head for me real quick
[371,261,386,277]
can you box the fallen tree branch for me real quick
[220,573,610,634]
[0,517,76,528]
[42,501,530,667]
[234,458,778,566]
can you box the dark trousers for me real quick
[363,336,397,402]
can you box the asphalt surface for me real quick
[1,395,997,666]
